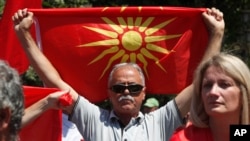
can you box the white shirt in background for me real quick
[62,114,84,141]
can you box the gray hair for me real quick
[0,60,24,141]
[108,62,145,87]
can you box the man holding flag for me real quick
[13,7,224,141]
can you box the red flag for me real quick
[0,0,42,74]
[19,86,62,141]
[0,1,63,141]
[30,7,208,102]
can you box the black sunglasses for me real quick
[110,84,144,94]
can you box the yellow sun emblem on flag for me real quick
[78,16,182,79]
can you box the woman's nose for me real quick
[209,84,220,96]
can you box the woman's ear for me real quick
[0,108,11,131]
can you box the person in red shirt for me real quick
[170,53,250,141]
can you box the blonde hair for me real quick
[190,53,250,127]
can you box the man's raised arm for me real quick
[175,7,225,119]
[12,8,78,114]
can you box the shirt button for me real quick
[124,139,127,141]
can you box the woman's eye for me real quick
[202,83,212,89]
[219,82,231,89]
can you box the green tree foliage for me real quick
[43,0,91,8]
[0,0,5,15]
[21,67,43,86]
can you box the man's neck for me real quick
[115,111,139,126]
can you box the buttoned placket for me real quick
[121,117,142,141]
[110,111,145,141]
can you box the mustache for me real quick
[118,95,135,102]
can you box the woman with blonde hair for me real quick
[170,53,250,141]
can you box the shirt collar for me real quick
[109,110,144,123]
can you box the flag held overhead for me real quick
[30,7,208,102]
